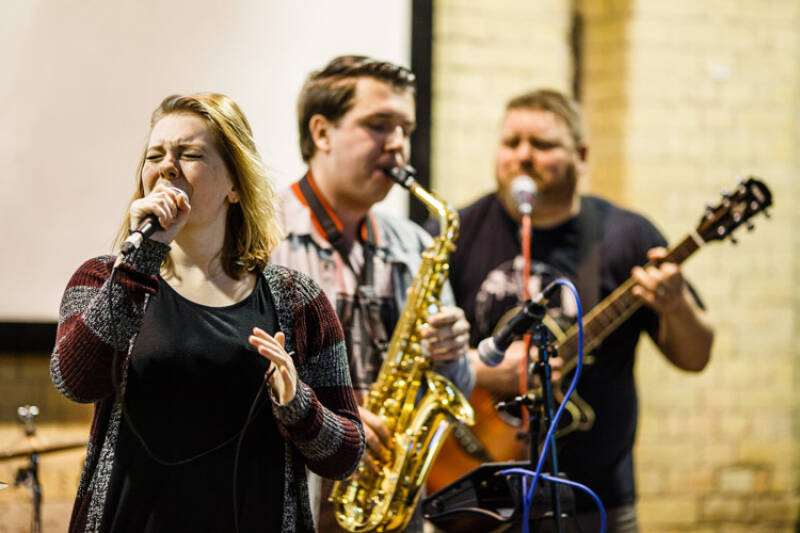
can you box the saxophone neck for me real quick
[386,165,457,239]
[387,164,417,189]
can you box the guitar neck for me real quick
[558,232,704,365]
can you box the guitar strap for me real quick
[294,174,390,354]
[575,196,602,312]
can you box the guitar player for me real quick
[426,89,714,532]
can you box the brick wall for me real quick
[600,1,800,531]
[431,0,575,208]
[432,0,799,531]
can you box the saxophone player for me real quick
[270,55,475,532]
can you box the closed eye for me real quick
[366,121,394,133]
[532,139,560,150]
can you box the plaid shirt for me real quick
[271,184,474,398]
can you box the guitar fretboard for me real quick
[558,233,703,369]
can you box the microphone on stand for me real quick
[477,281,560,367]
[510,175,537,216]
[511,175,538,411]
[121,187,190,255]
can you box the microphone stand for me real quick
[530,318,566,533]
[420,301,576,533]
[495,303,572,533]
[519,209,533,437]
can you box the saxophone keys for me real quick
[384,398,399,414]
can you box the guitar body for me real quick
[426,385,596,493]
[426,387,527,494]
[426,177,772,495]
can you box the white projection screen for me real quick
[0,0,412,322]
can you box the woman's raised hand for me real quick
[248,328,298,405]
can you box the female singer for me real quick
[51,93,364,533]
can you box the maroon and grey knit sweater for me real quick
[50,239,364,533]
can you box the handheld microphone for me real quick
[477,280,560,367]
[511,175,537,216]
[121,187,190,255]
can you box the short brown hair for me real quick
[297,55,416,161]
[505,89,584,144]
[115,93,281,278]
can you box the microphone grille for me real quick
[510,175,537,214]
[477,337,503,367]
[168,186,191,204]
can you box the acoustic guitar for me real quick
[427,177,773,493]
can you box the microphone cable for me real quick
[232,365,275,533]
[500,278,608,533]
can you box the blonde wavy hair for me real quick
[114,93,281,278]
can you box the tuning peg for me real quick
[764,210,771,219]
[729,235,738,245]
[746,222,755,231]
[721,188,731,198]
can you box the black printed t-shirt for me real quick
[429,193,669,512]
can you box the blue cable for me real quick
[539,474,606,532]
[501,468,606,533]
[500,278,607,533]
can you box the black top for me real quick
[429,193,670,511]
[103,274,284,532]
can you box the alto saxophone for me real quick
[329,165,475,532]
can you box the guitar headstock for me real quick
[698,177,772,243]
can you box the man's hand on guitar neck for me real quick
[631,247,687,314]
[631,247,714,372]
[470,340,564,398]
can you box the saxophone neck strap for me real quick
[575,196,602,311]
[293,173,379,285]
[294,173,389,352]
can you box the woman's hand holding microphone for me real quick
[125,183,191,252]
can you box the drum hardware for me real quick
[1,405,87,533]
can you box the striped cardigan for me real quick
[51,239,364,532]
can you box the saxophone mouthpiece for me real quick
[386,164,417,189]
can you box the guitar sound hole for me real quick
[496,405,523,428]
[495,399,575,438]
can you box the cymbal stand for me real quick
[14,405,42,533]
